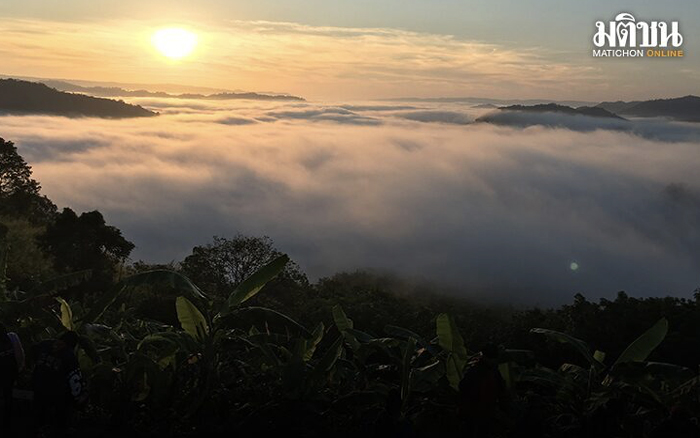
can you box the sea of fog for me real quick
[2,97,700,304]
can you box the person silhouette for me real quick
[32,331,87,437]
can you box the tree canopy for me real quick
[41,208,135,294]
[0,137,56,222]
[180,234,307,300]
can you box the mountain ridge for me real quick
[47,81,305,102]
[494,103,625,119]
[597,95,700,122]
[0,79,157,118]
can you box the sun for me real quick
[152,28,197,59]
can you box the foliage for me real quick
[5,249,697,437]
[41,208,135,295]
[0,137,57,223]
[0,222,8,299]
[0,214,56,291]
[436,313,468,389]
[180,235,307,301]
[509,292,700,369]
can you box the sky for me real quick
[1,0,698,100]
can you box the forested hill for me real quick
[489,103,624,119]
[596,95,700,122]
[0,78,157,118]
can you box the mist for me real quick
[3,97,699,304]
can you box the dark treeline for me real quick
[0,79,156,118]
[1,136,699,437]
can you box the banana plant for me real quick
[79,268,208,326]
[8,265,219,413]
[523,318,686,432]
[327,305,444,413]
[529,318,668,381]
[436,313,468,390]
[54,254,304,418]
[0,267,96,355]
[235,304,361,403]
[139,254,299,415]
[433,314,527,392]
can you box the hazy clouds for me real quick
[3,97,700,304]
[478,110,700,143]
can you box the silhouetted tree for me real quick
[0,137,56,223]
[41,208,134,295]
[181,234,307,302]
[0,216,55,292]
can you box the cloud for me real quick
[2,98,700,304]
[339,105,420,112]
[478,110,700,142]
[264,107,382,125]
[395,110,473,125]
[215,116,258,125]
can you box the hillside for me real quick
[597,95,700,122]
[493,103,624,119]
[474,103,626,129]
[0,79,157,118]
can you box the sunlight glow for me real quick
[152,28,197,59]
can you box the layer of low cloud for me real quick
[2,97,700,304]
[478,111,700,143]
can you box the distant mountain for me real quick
[388,97,597,108]
[472,103,499,109]
[0,79,156,118]
[594,100,640,114]
[197,92,304,101]
[48,81,305,102]
[473,103,632,132]
[479,103,625,121]
[3,75,231,95]
[597,96,700,122]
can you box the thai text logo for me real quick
[592,13,683,58]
